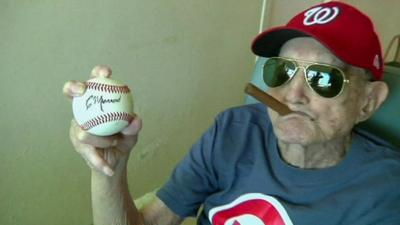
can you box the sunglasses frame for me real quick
[263,57,350,98]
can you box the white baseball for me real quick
[72,77,134,136]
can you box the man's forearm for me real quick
[91,168,144,225]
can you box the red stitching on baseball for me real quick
[80,112,134,131]
[85,81,130,93]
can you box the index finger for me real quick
[90,65,112,78]
[71,119,123,149]
[62,80,86,99]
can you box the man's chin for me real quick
[276,134,313,146]
[274,120,316,145]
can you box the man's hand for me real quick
[63,65,142,176]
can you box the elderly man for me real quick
[64,1,400,225]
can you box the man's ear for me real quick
[356,81,389,123]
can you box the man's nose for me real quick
[283,68,310,104]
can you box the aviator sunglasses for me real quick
[263,57,349,98]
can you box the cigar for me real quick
[244,83,292,116]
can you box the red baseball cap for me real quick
[252,1,383,80]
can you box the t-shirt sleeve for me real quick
[156,117,220,218]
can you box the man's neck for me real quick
[277,134,352,169]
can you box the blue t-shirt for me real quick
[157,103,400,225]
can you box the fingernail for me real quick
[77,130,87,141]
[71,83,85,96]
[103,167,114,176]
[91,66,112,78]
[111,139,118,147]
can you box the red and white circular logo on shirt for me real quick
[208,193,293,225]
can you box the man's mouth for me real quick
[285,110,315,121]
[244,83,316,121]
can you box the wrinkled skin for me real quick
[266,37,388,168]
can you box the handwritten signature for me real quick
[86,95,122,112]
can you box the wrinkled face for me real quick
[267,37,368,146]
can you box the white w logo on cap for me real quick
[303,6,339,26]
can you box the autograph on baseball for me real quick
[86,95,122,112]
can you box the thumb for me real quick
[121,116,142,136]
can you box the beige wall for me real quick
[0,1,260,224]
[263,0,321,28]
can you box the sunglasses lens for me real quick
[263,58,296,87]
[306,65,344,98]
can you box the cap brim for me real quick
[251,26,310,57]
